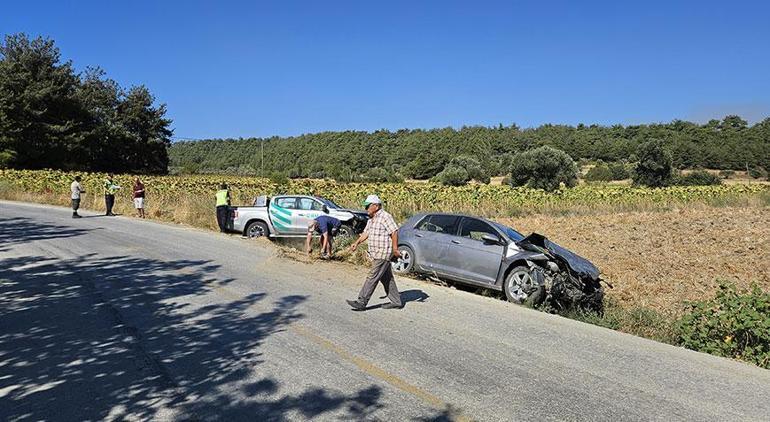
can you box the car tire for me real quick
[504,266,537,304]
[337,224,355,239]
[245,221,269,239]
[392,245,415,274]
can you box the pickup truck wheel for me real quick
[504,266,537,304]
[392,245,415,274]
[337,224,355,239]
[246,221,269,239]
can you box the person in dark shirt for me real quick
[132,177,146,218]
[305,215,342,258]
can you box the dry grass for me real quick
[3,181,767,318]
[498,204,770,316]
[0,185,220,231]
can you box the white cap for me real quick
[362,194,382,207]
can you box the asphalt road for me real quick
[2,201,769,421]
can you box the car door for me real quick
[444,217,505,285]
[296,197,326,231]
[411,214,460,275]
[268,196,299,234]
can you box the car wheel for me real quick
[504,266,537,304]
[246,221,269,239]
[337,224,355,239]
[392,245,415,274]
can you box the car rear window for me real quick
[417,215,460,235]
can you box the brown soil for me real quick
[498,205,770,315]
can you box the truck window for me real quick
[298,198,324,211]
[274,197,297,209]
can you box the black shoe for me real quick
[382,303,403,310]
[72,214,82,219]
[346,299,366,311]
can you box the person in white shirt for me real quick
[70,176,86,218]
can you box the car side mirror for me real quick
[481,234,502,245]
[322,205,329,214]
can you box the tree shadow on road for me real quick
[0,217,94,251]
[0,253,391,421]
[414,405,467,421]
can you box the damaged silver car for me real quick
[392,213,605,313]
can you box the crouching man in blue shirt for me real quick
[306,215,342,259]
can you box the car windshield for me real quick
[318,197,342,209]
[492,222,525,242]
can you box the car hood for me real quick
[335,208,369,219]
[517,233,600,281]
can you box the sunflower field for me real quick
[1,169,768,224]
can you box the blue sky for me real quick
[3,1,769,139]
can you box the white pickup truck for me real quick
[229,195,369,239]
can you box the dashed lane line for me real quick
[290,324,471,422]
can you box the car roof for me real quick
[411,212,497,225]
[274,194,318,199]
[417,212,486,219]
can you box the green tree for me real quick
[114,85,172,173]
[584,163,613,182]
[0,33,173,173]
[432,165,469,186]
[509,146,578,191]
[673,170,722,186]
[448,155,490,183]
[73,67,122,169]
[0,34,83,169]
[167,114,770,177]
[633,139,673,187]
[748,166,767,179]
[402,150,447,179]
[610,162,630,180]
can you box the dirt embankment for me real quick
[499,205,770,315]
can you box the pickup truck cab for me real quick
[230,195,368,239]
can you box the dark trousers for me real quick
[104,194,115,215]
[71,199,80,214]
[358,259,402,306]
[216,205,229,232]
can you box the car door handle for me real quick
[451,239,461,244]
[415,233,423,238]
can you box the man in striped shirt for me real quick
[347,194,403,310]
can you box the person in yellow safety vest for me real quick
[215,183,231,232]
[103,174,121,216]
